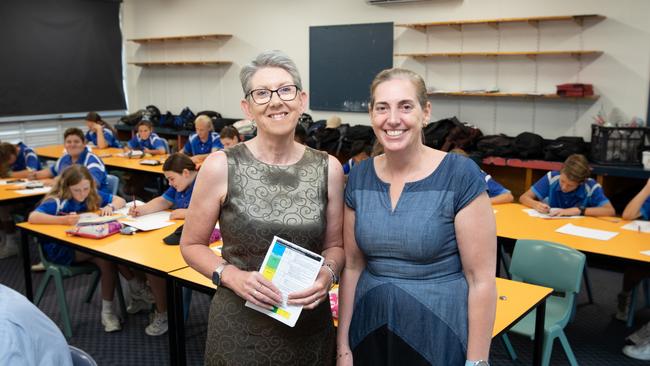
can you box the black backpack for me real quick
[476,134,516,157]
[514,132,545,159]
[544,137,587,161]
[423,117,462,149]
[119,110,145,126]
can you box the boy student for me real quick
[125,120,168,155]
[182,115,223,163]
[519,154,615,217]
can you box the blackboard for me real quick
[309,22,393,113]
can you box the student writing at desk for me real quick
[84,111,122,149]
[123,153,198,336]
[0,141,43,258]
[450,148,514,205]
[28,165,126,332]
[125,120,168,156]
[182,115,223,164]
[519,154,615,217]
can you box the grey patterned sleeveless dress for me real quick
[204,143,335,366]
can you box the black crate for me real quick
[590,124,649,166]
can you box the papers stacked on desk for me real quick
[15,187,51,195]
[121,211,174,231]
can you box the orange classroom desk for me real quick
[168,267,551,366]
[0,180,49,204]
[35,145,166,175]
[495,203,650,263]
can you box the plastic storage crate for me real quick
[590,124,649,166]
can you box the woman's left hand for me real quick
[287,266,332,310]
[100,205,114,216]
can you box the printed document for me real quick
[556,223,619,241]
[245,236,324,327]
[621,221,650,234]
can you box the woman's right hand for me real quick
[223,266,282,310]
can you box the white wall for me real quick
[122,0,650,140]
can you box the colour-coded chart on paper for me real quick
[246,236,324,327]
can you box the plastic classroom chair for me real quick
[33,245,126,338]
[69,345,98,366]
[105,174,120,196]
[504,239,586,366]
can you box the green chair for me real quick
[505,239,586,366]
[33,244,126,338]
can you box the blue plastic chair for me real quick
[69,345,98,366]
[505,239,585,366]
[105,174,120,196]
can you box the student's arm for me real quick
[490,192,514,205]
[28,210,79,226]
[144,147,166,155]
[8,170,32,179]
[519,188,549,213]
[33,168,54,180]
[336,206,366,366]
[129,196,173,217]
[456,192,496,363]
[289,156,345,309]
[623,179,650,220]
[100,195,126,216]
[190,154,209,164]
[94,125,108,149]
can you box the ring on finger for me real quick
[253,290,258,297]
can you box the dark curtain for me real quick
[0,0,125,117]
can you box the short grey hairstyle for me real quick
[239,50,303,96]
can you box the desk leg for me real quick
[166,277,186,366]
[533,300,546,366]
[20,229,33,301]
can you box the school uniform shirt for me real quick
[342,158,355,175]
[11,142,41,172]
[162,179,196,209]
[127,132,168,152]
[50,147,110,193]
[182,132,223,156]
[85,127,121,148]
[531,171,610,209]
[481,170,510,198]
[0,285,72,366]
[641,197,650,220]
[35,190,113,265]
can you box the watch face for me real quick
[211,271,221,286]
[475,361,489,366]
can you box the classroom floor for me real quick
[2,246,650,365]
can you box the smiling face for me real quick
[240,67,307,138]
[69,178,91,202]
[64,133,85,159]
[369,77,431,153]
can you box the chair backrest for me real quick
[509,239,585,295]
[105,174,119,196]
[69,345,98,366]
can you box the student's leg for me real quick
[144,273,168,336]
[0,206,18,258]
[75,252,121,332]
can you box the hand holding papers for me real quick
[245,236,324,327]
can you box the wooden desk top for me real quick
[35,145,165,175]
[17,220,187,273]
[0,180,49,202]
[495,203,650,262]
[493,277,552,337]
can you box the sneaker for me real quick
[129,282,155,304]
[616,292,631,322]
[0,242,18,259]
[101,312,122,333]
[623,341,650,360]
[628,322,650,345]
[145,311,168,336]
[31,262,46,272]
[127,299,151,314]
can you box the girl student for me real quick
[123,153,198,336]
[125,120,168,155]
[218,125,242,148]
[27,165,127,332]
[85,111,122,149]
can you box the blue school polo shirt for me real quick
[85,128,121,148]
[481,171,510,198]
[35,191,112,265]
[531,171,609,209]
[182,132,223,156]
[641,197,650,220]
[127,132,168,152]
[162,179,196,209]
[11,142,42,172]
[50,147,109,193]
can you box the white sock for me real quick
[102,299,114,314]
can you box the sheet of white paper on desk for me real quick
[640,250,650,257]
[523,208,582,219]
[621,221,650,234]
[16,187,51,195]
[114,200,147,216]
[121,211,173,231]
[556,223,619,241]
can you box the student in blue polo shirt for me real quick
[183,115,223,163]
[482,171,514,204]
[519,154,615,217]
[84,111,121,149]
[125,153,198,336]
[0,141,42,179]
[28,165,126,333]
[622,178,650,221]
[125,120,168,155]
[34,128,110,193]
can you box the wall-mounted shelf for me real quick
[428,91,599,100]
[128,34,232,43]
[396,14,605,31]
[129,61,232,67]
[395,50,602,59]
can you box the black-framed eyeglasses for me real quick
[246,85,300,105]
